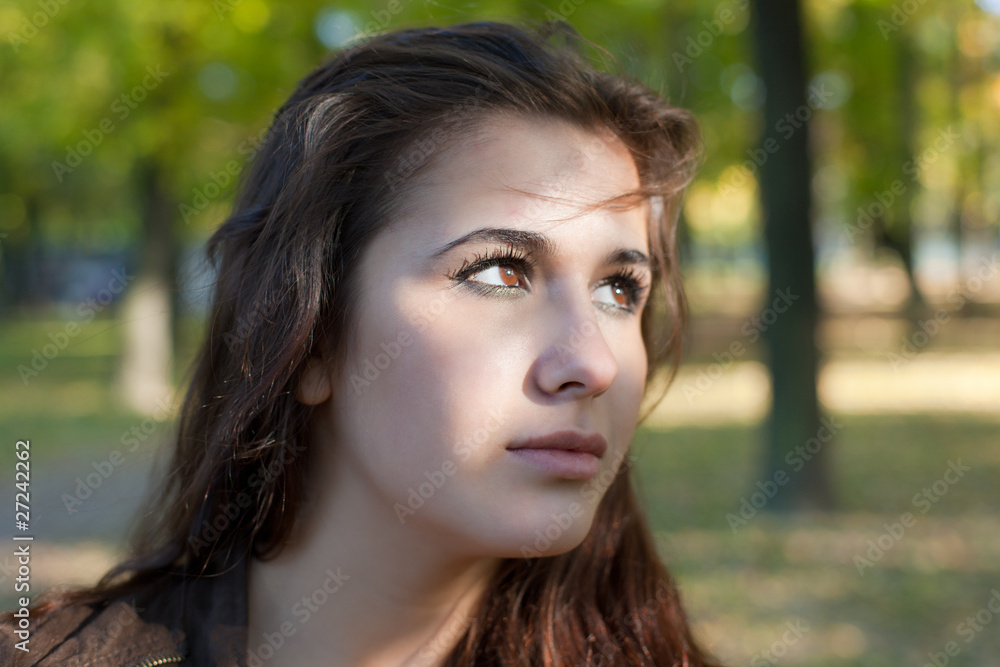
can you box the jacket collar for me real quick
[156,551,250,666]
[10,552,251,667]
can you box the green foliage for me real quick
[1,0,997,251]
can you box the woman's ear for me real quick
[296,357,333,405]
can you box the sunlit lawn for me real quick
[633,416,1000,666]
[1,315,998,665]
[0,314,203,459]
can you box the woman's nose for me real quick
[530,294,619,400]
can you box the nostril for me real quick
[559,380,586,392]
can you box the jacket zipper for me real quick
[127,651,186,666]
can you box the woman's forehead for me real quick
[439,114,637,193]
[396,114,645,236]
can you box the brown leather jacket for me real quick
[0,555,249,666]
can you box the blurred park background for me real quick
[1,0,999,664]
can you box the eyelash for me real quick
[447,243,650,314]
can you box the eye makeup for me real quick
[446,242,650,314]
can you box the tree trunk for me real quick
[0,194,45,310]
[117,160,176,415]
[750,0,833,511]
[947,22,967,299]
[890,30,925,319]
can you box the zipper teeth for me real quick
[131,653,186,666]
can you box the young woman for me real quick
[1,19,718,667]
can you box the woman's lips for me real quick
[505,429,608,479]
[506,448,602,479]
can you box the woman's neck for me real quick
[246,451,501,667]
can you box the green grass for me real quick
[632,415,1000,666]
[0,314,204,461]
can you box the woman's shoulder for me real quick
[0,591,186,667]
[0,554,249,666]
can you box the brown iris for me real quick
[499,264,520,286]
[611,281,628,307]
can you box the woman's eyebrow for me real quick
[429,226,651,269]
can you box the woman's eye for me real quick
[468,264,525,288]
[461,262,641,312]
[593,280,632,309]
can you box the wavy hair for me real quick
[10,19,717,666]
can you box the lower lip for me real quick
[507,448,601,479]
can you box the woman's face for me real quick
[308,113,652,558]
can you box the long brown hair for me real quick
[10,19,718,665]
